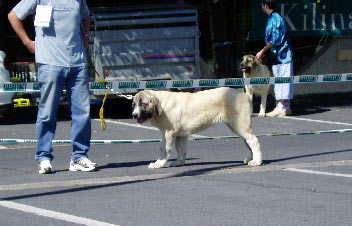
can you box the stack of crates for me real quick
[10,62,37,107]
[10,62,37,82]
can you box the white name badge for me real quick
[34,5,52,27]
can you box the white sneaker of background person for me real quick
[38,159,52,174]
[69,158,98,172]
[266,102,291,117]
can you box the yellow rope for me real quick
[93,69,109,130]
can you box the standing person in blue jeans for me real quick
[256,0,294,117]
[8,0,97,174]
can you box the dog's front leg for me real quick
[258,89,268,117]
[245,134,262,166]
[170,136,188,167]
[148,132,175,169]
[245,85,254,102]
[234,128,262,166]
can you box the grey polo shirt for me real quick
[13,0,89,67]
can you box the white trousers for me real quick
[272,62,294,100]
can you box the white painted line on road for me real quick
[284,116,352,126]
[283,168,352,178]
[0,200,119,226]
[94,119,208,138]
[95,119,159,131]
[0,145,7,149]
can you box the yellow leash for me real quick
[93,69,109,130]
[92,69,133,130]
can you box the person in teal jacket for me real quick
[256,0,294,117]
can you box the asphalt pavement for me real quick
[0,94,351,226]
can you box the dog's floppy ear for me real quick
[150,95,163,116]
[251,55,258,67]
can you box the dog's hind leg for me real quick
[243,141,253,164]
[148,131,175,169]
[170,136,188,167]
[240,130,262,166]
[227,123,262,166]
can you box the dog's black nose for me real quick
[132,113,137,119]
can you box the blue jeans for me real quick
[35,64,91,162]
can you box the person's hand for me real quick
[256,51,263,60]
[24,40,35,54]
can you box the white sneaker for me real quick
[69,158,98,172]
[38,160,53,174]
[266,107,291,117]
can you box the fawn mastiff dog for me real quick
[241,54,272,117]
[132,87,262,169]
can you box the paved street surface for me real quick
[0,95,351,226]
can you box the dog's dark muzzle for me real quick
[132,109,153,124]
[132,113,138,119]
[241,64,251,73]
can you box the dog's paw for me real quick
[243,158,252,164]
[169,160,185,167]
[247,160,262,166]
[147,162,156,169]
[258,112,266,117]
[148,162,160,169]
[148,160,166,169]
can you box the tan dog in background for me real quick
[132,87,262,169]
[241,55,272,117]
